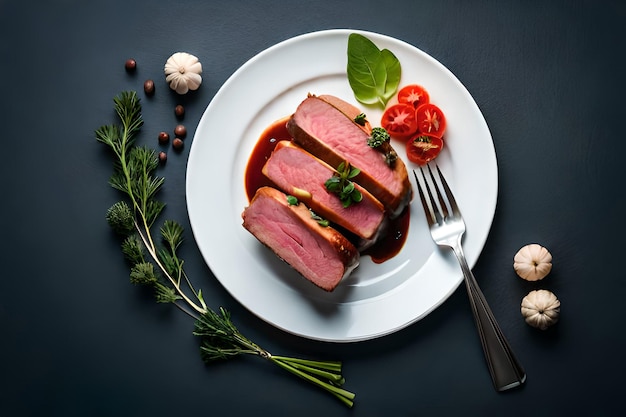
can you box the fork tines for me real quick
[413,164,459,226]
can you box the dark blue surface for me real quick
[1,1,624,416]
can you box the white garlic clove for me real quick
[513,243,552,281]
[164,52,203,95]
[521,289,560,330]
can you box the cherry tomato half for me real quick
[415,103,446,138]
[397,84,430,108]
[381,103,419,139]
[406,134,444,165]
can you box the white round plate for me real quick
[186,29,497,342]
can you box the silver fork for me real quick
[413,164,526,391]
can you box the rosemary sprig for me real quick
[96,90,355,407]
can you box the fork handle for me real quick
[452,245,527,391]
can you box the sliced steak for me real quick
[242,186,359,291]
[263,140,386,246]
[287,94,412,217]
[317,94,372,133]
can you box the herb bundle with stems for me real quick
[96,90,355,408]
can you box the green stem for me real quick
[172,300,200,321]
[270,357,344,384]
[270,357,355,407]
[134,223,206,315]
[270,356,343,372]
[232,333,271,359]
[182,270,206,309]
[114,112,156,253]
[228,332,354,406]
[116,126,146,245]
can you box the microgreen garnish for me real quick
[286,195,299,206]
[354,113,367,126]
[96,91,355,408]
[324,162,363,208]
[367,126,390,148]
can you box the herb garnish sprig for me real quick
[96,91,355,408]
[354,112,368,126]
[367,126,391,148]
[324,162,363,208]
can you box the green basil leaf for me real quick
[347,34,383,105]
[348,167,360,179]
[379,49,401,104]
[343,182,355,194]
[347,33,401,108]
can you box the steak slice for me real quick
[263,140,386,246]
[242,186,359,291]
[317,94,372,133]
[286,94,412,217]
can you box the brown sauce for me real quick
[364,208,410,264]
[244,116,292,201]
[244,116,410,263]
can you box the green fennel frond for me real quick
[158,248,184,282]
[158,220,185,281]
[113,90,143,147]
[193,308,262,361]
[145,200,166,228]
[130,262,158,285]
[95,124,122,151]
[106,201,135,235]
[127,147,161,192]
[154,283,181,304]
[121,234,144,265]
[108,171,130,194]
[161,220,184,251]
[128,146,160,182]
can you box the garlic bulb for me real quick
[521,289,560,330]
[513,243,552,281]
[164,52,202,94]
